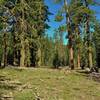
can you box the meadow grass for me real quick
[0,67,100,100]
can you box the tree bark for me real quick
[77,49,81,68]
[69,46,74,69]
[13,33,17,66]
[13,49,16,65]
[37,47,41,67]
[20,40,25,67]
[89,46,93,68]
[3,33,7,67]
[84,0,93,68]
[20,0,26,67]
[86,19,93,68]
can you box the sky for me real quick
[44,0,100,44]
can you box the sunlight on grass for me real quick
[0,68,100,100]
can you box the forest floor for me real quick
[0,67,100,100]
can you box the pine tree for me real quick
[94,21,100,67]
[55,0,75,69]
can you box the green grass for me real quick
[0,67,100,100]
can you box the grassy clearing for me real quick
[0,67,100,100]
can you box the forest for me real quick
[0,0,100,99]
[0,0,100,70]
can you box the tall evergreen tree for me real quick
[55,0,75,69]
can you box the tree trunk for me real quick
[89,47,93,68]
[20,0,26,67]
[86,18,93,68]
[0,60,1,67]
[77,49,81,68]
[69,46,74,70]
[84,0,93,68]
[20,40,25,67]
[37,47,41,67]
[24,39,30,67]
[13,34,16,66]
[13,49,16,66]
[3,33,7,67]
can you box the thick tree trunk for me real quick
[24,39,30,67]
[64,0,74,69]
[86,18,93,68]
[76,25,81,69]
[69,46,74,70]
[20,40,25,67]
[89,47,93,68]
[84,0,93,68]
[20,0,26,67]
